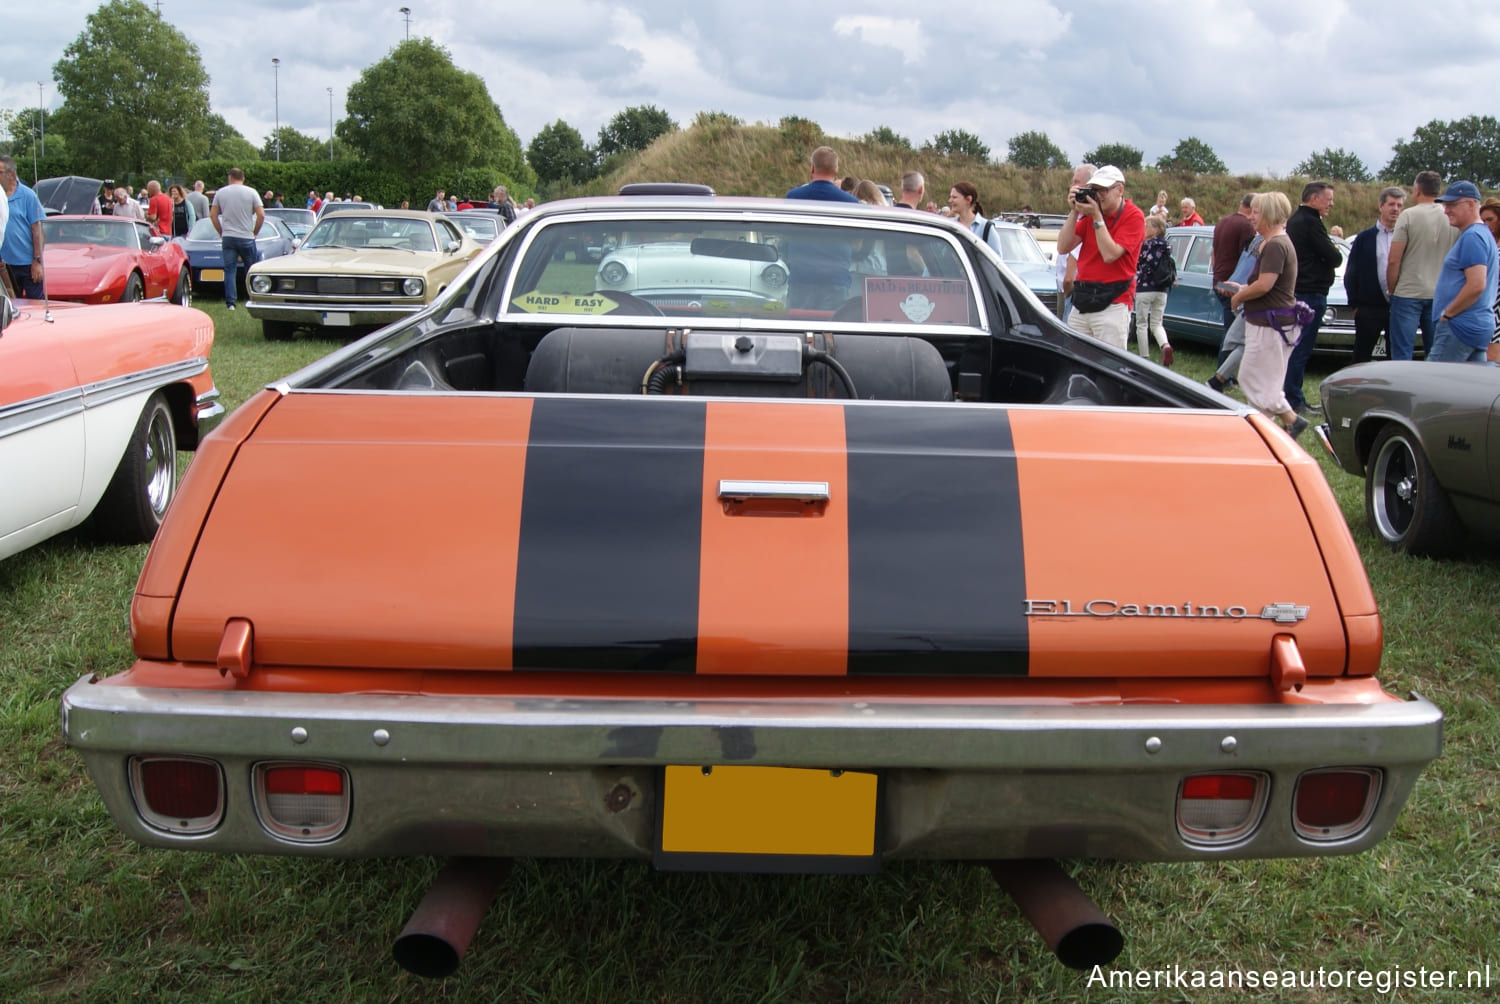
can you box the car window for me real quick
[187,218,219,241]
[1183,236,1213,275]
[505,218,979,327]
[1166,234,1192,266]
[131,223,152,250]
[992,228,1048,265]
[304,217,437,252]
[435,218,466,247]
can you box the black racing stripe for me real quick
[513,397,706,672]
[844,405,1028,675]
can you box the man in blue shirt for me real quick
[784,146,860,311]
[1,156,47,298]
[1428,181,1498,364]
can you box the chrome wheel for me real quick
[144,404,177,519]
[1364,424,1460,556]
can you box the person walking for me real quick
[1132,214,1175,365]
[1282,182,1341,416]
[1224,191,1307,439]
[208,167,265,311]
[1,155,46,298]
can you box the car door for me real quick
[133,221,173,297]
[0,312,86,558]
[1161,233,1222,347]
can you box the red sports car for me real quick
[40,215,192,305]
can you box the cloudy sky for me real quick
[3,0,1499,183]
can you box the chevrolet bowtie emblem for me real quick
[1260,603,1310,624]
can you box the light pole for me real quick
[37,82,45,159]
[399,7,411,40]
[327,87,334,161]
[272,58,281,161]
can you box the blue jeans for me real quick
[221,236,260,306]
[1426,320,1489,363]
[1387,295,1433,360]
[1281,293,1325,411]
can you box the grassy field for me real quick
[2,302,1497,1002]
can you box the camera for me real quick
[1073,188,1096,204]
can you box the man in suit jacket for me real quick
[1344,187,1406,363]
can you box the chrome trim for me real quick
[64,677,1442,861]
[0,387,84,439]
[0,358,208,441]
[247,302,423,323]
[82,359,209,410]
[718,479,830,503]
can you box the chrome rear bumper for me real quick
[62,676,1442,863]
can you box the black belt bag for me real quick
[1071,279,1131,313]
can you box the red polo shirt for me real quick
[147,192,173,236]
[1073,198,1146,307]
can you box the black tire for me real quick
[93,391,177,543]
[262,319,295,341]
[169,266,191,305]
[122,273,145,302]
[1364,424,1461,556]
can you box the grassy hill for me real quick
[554,121,1400,237]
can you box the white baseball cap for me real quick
[1086,166,1126,188]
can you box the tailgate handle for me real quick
[218,618,254,679]
[718,479,829,517]
[1270,634,1305,694]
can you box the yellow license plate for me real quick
[656,765,878,872]
[201,269,224,281]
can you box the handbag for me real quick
[1071,278,1131,313]
[1227,235,1263,286]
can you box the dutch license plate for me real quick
[201,269,223,282]
[322,312,351,326]
[655,765,879,873]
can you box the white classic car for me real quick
[0,296,222,559]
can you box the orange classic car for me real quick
[62,197,1442,977]
[2,296,222,560]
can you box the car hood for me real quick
[254,248,451,275]
[1005,261,1056,292]
[43,244,130,275]
[150,392,1370,681]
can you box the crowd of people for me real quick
[780,144,1500,442]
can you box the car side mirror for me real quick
[0,294,13,334]
[445,240,462,253]
[149,235,165,249]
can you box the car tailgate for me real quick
[161,392,1357,678]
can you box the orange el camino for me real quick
[61,197,1441,977]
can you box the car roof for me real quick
[314,209,442,223]
[523,195,976,235]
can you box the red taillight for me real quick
[130,757,224,834]
[1176,772,1267,845]
[1294,769,1380,840]
[254,763,350,842]
[264,766,345,796]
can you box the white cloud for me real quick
[832,16,928,64]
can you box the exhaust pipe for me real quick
[988,860,1123,970]
[393,857,511,978]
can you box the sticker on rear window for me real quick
[512,292,624,314]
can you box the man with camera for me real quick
[1055,165,1145,349]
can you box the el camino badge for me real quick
[1025,600,1309,624]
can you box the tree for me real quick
[1293,148,1371,183]
[52,0,210,176]
[1006,130,1067,169]
[927,129,990,161]
[596,105,676,156]
[864,125,913,151]
[338,38,529,187]
[1155,137,1227,175]
[206,114,260,162]
[1082,142,1143,171]
[6,107,47,161]
[693,110,742,128]
[527,120,596,185]
[1382,116,1500,188]
[260,126,327,163]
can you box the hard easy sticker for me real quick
[511,291,625,314]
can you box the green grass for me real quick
[2,314,1497,1002]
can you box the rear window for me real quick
[506,219,979,327]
